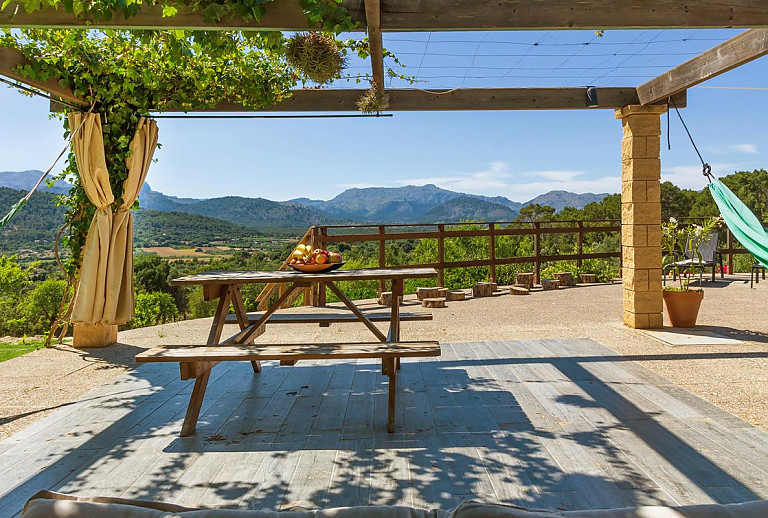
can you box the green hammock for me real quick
[708,178,768,269]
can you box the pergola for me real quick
[2,1,768,346]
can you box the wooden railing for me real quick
[255,218,759,310]
[312,220,622,305]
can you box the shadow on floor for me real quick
[0,339,765,515]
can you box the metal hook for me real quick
[702,163,713,183]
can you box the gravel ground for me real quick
[2,273,767,440]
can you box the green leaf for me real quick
[161,3,177,17]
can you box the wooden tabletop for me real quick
[170,267,438,286]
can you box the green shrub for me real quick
[132,292,179,328]
[188,287,218,319]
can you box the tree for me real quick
[660,182,694,220]
[0,255,29,335]
[134,255,172,294]
[518,204,555,222]
[22,280,68,334]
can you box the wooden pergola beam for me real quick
[148,88,685,113]
[363,0,384,89]
[0,47,86,106]
[637,28,768,105]
[3,0,768,31]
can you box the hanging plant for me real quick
[356,83,389,114]
[285,32,346,84]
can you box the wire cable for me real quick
[0,76,84,111]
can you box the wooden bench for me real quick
[136,341,441,435]
[223,310,432,328]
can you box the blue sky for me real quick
[1,29,766,203]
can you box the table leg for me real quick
[326,281,387,342]
[207,286,232,346]
[385,357,397,433]
[233,282,306,344]
[181,370,210,437]
[230,285,261,373]
[389,279,403,370]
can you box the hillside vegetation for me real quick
[1,169,766,340]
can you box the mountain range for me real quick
[0,170,610,228]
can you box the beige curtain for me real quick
[70,113,158,325]
[106,118,159,324]
[70,112,114,324]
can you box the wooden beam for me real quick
[0,47,86,106]
[153,88,685,113]
[4,1,768,31]
[638,29,768,105]
[363,0,384,89]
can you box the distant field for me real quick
[141,246,233,258]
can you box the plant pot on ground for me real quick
[663,289,704,328]
[661,216,723,328]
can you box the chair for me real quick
[663,232,724,286]
[751,262,766,289]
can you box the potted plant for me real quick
[661,216,722,327]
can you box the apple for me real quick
[329,252,342,264]
[316,254,328,264]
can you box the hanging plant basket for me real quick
[357,83,389,114]
[285,32,346,84]
[663,289,704,328]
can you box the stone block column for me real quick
[73,323,118,348]
[615,105,666,329]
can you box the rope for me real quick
[668,96,713,183]
[0,104,95,228]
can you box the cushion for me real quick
[20,491,443,518]
[450,500,768,518]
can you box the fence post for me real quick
[576,221,584,268]
[533,222,541,284]
[378,226,386,296]
[304,226,316,306]
[437,224,445,287]
[318,226,327,306]
[488,223,496,284]
[727,228,734,274]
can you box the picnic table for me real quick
[136,267,441,435]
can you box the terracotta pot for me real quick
[663,290,704,328]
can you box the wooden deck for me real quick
[2,338,768,516]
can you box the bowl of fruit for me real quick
[287,244,344,273]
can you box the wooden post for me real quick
[310,226,319,306]
[318,226,327,306]
[437,224,445,288]
[576,221,584,268]
[727,228,734,274]
[489,222,497,284]
[378,226,386,296]
[533,222,541,284]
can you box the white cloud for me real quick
[731,144,758,155]
[662,162,740,189]
[393,161,514,193]
[702,143,758,155]
[523,170,585,182]
[381,162,620,202]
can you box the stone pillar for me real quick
[615,105,665,329]
[73,323,118,348]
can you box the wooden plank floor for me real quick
[2,339,768,517]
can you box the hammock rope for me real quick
[668,96,768,268]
